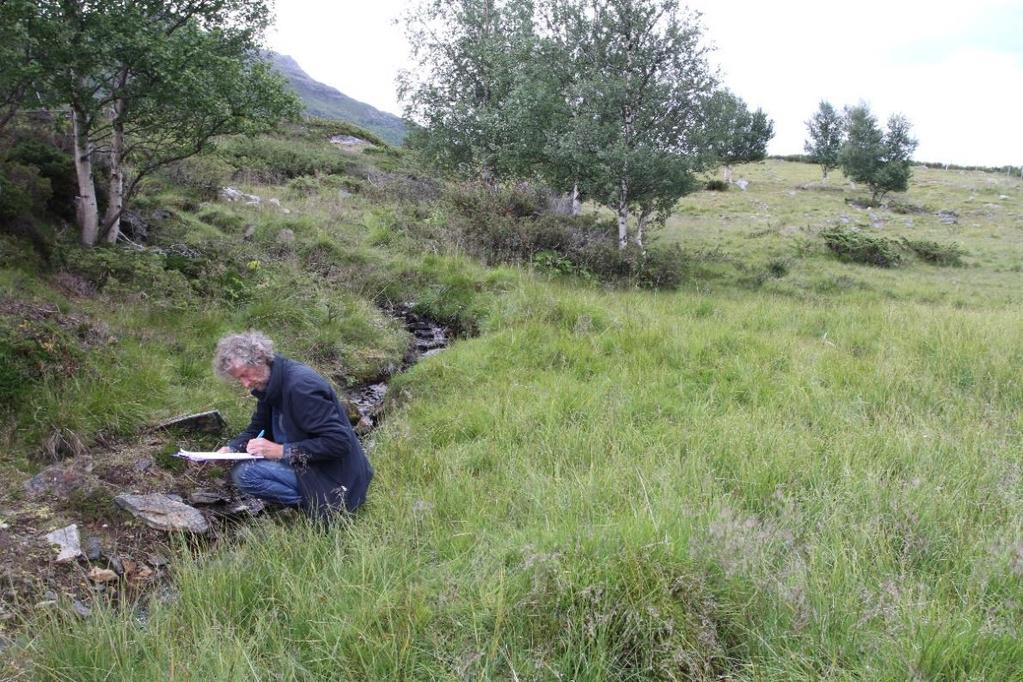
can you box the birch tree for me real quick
[399,0,538,182]
[556,0,717,248]
[840,104,918,201]
[804,100,843,179]
[35,0,298,245]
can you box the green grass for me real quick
[7,149,1023,678]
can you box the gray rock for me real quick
[151,208,172,221]
[189,490,228,505]
[135,458,153,472]
[243,224,257,240]
[72,600,92,618]
[147,553,169,568]
[107,555,124,576]
[155,410,226,435]
[114,493,209,533]
[225,497,265,517]
[735,179,749,191]
[119,209,149,242]
[85,536,103,561]
[937,209,959,225]
[330,134,368,146]
[277,229,296,243]
[88,567,118,583]
[45,524,82,563]
[220,186,262,205]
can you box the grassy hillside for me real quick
[5,124,1023,678]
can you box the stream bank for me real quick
[0,305,451,629]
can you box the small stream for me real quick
[346,305,450,432]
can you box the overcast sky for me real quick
[267,0,1023,167]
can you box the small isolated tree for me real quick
[803,100,843,179]
[705,89,774,182]
[840,104,918,202]
[550,0,717,248]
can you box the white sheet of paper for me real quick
[174,449,264,462]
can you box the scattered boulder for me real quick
[114,493,209,534]
[267,197,291,214]
[277,228,296,244]
[220,187,262,206]
[735,179,749,191]
[85,536,103,562]
[223,497,265,517]
[72,600,92,618]
[330,134,368,146]
[24,465,90,498]
[118,209,150,243]
[243,224,257,240]
[88,567,118,583]
[937,210,959,225]
[44,524,82,563]
[189,490,228,506]
[155,410,226,435]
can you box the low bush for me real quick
[56,244,194,302]
[820,227,905,267]
[901,238,966,266]
[445,184,685,289]
[160,155,234,201]
[216,135,351,183]
[705,179,729,192]
[196,205,246,234]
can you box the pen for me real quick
[256,429,264,439]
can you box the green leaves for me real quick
[840,104,918,201]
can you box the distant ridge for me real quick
[268,52,406,147]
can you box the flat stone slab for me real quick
[155,410,226,435]
[114,494,209,534]
[188,490,229,505]
[44,524,82,563]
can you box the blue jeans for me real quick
[231,460,302,507]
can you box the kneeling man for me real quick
[214,330,373,518]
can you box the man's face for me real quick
[227,363,270,392]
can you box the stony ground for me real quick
[0,307,450,639]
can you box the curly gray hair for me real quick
[213,330,275,379]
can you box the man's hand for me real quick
[216,446,234,454]
[246,437,284,460]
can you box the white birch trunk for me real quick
[72,106,99,246]
[571,182,581,216]
[103,98,126,244]
[617,178,629,250]
[634,211,650,249]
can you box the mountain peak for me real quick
[267,52,406,147]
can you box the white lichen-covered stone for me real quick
[45,524,82,562]
[114,494,209,533]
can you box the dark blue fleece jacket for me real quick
[229,355,373,517]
